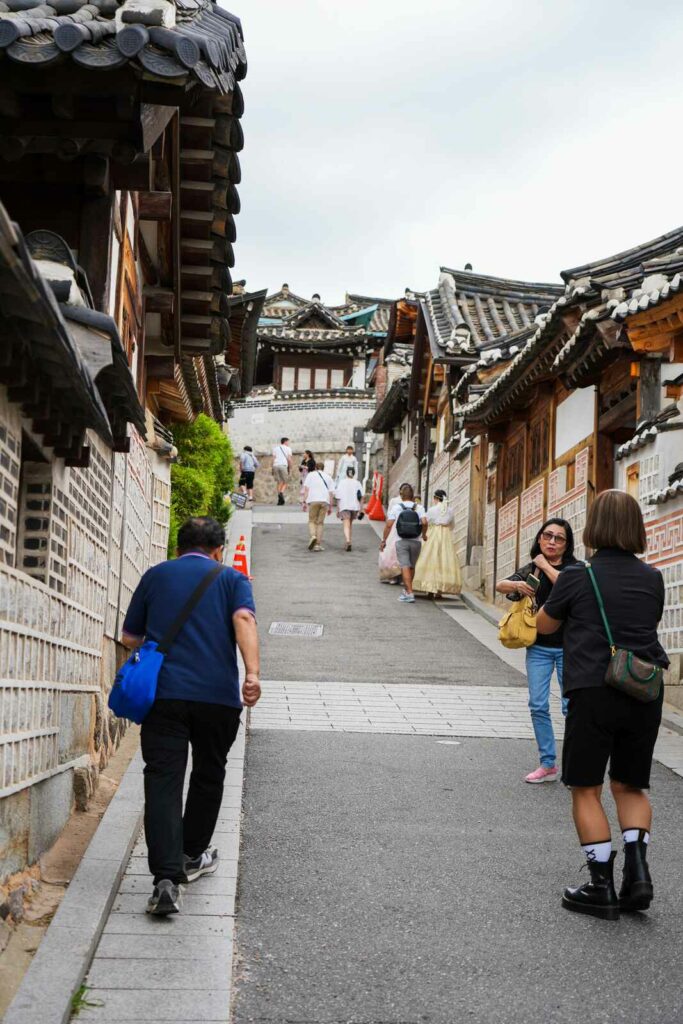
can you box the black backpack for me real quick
[395,502,422,539]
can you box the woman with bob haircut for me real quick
[537,490,669,921]
[496,517,577,784]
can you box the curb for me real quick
[4,751,144,1024]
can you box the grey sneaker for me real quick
[398,592,415,603]
[308,537,317,550]
[184,845,219,882]
[146,879,181,915]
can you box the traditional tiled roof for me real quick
[0,0,245,92]
[615,404,683,461]
[366,374,409,433]
[0,205,146,461]
[423,268,562,358]
[459,228,683,422]
[344,293,392,333]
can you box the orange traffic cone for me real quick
[232,536,249,576]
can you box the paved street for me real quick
[233,510,683,1024]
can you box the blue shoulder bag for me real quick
[109,564,224,724]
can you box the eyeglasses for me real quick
[541,531,567,543]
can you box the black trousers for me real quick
[140,699,242,884]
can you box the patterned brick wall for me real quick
[548,447,590,561]
[519,478,545,564]
[496,496,519,605]
[646,505,683,654]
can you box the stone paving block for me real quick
[104,913,233,937]
[73,987,230,1021]
[119,874,238,897]
[112,892,236,916]
[87,955,233,991]
[96,931,233,960]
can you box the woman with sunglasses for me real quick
[496,518,577,783]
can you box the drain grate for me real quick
[269,621,324,638]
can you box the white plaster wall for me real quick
[555,386,595,458]
[352,359,366,388]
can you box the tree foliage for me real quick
[168,415,235,554]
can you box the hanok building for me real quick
[456,228,683,704]
[230,285,392,498]
[0,1,251,877]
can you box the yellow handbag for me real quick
[498,595,537,649]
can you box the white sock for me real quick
[581,839,612,863]
[623,828,650,845]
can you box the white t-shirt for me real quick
[336,477,362,512]
[336,453,359,481]
[272,444,292,468]
[387,499,427,522]
[305,470,335,503]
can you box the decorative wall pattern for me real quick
[519,479,545,563]
[639,453,661,522]
[117,429,152,638]
[496,496,519,598]
[484,494,496,601]
[449,455,471,566]
[646,507,683,654]
[548,447,590,561]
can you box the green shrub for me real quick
[168,415,235,556]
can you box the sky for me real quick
[231,0,683,306]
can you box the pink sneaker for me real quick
[525,766,558,784]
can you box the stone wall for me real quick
[229,390,375,455]
[0,389,170,880]
[386,442,419,504]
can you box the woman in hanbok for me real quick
[413,489,462,596]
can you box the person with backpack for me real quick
[302,461,335,551]
[238,445,259,502]
[120,517,261,916]
[380,483,427,603]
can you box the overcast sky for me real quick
[232,0,683,306]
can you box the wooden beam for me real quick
[140,103,177,153]
[79,195,114,312]
[139,190,172,221]
[146,356,175,379]
[138,228,159,287]
[144,286,174,314]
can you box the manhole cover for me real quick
[269,622,324,638]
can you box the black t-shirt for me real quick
[506,559,575,648]
[542,548,669,694]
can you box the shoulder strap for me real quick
[585,563,616,652]
[157,564,224,655]
[317,471,328,485]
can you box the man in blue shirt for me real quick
[122,516,260,915]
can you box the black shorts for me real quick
[562,685,663,789]
[239,471,255,488]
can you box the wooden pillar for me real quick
[638,358,661,422]
[78,194,114,313]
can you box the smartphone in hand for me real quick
[526,573,540,593]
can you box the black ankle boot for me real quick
[562,851,619,920]
[277,493,284,506]
[619,840,653,912]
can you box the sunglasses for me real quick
[541,531,567,543]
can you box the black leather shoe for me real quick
[619,840,653,912]
[562,851,619,920]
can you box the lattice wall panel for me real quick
[151,472,171,566]
[449,456,471,566]
[496,496,519,603]
[68,434,112,622]
[0,396,22,567]
[117,430,153,637]
[639,454,661,522]
[105,452,126,639]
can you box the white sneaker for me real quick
[184,845,219,882]
[398,592,415,603]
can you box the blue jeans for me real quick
[525,645,568,768]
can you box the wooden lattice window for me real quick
[502,437,524,501]
[528,413,550,481]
